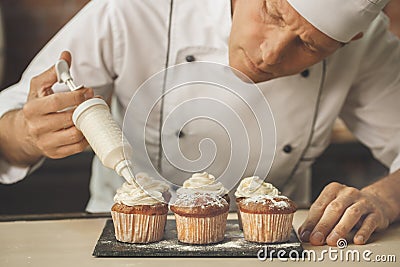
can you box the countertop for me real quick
[0,210,398,266]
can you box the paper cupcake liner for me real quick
[174,212,228,244]
[236,209,243,230]
[240,212,294,243]
[111,211,167,243]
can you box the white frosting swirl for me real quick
[235,176,279,198]
[176,172,229,196]
[113,172,170,206]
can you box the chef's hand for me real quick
[21,51,94,161]
[298,182,393,246]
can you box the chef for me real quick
[0,0,399,246]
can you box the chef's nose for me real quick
[260,31,293,65]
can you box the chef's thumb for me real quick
[59,50,72,67]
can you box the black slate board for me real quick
[93,219,303,258]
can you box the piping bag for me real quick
[55,60,135,183]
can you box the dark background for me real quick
[0,0,90,90]
[0,1,388,215]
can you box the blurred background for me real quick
[0,0,397,216]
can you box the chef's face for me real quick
[229,0,343,83]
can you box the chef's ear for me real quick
[350,32,364,41]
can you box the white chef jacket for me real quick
[1,0,400,212]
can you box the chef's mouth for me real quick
[241,50,274,82]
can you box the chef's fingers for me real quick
[42,137,89,159]
[353,213,379,245]
[326,202,369,246]
[29,66,58,100]
[28,51,72,100]
[38,127,86,149]
[23,110,75,136]
[298,182,345,242]
[55,127,86,147]
[47,110,75,132]
[24,88,94,116]
[308,190,357,246]
[354,215,367,229]
[60,51,72,67]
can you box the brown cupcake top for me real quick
[111,202,169,215]
[237,195,297,214]
[170,193,229,217]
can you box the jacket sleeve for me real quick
[0,0,121,183]
[340,13,400,173]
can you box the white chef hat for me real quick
[287,0,390,43]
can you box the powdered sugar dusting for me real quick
[243,195,289,209]
[172,192,228,208]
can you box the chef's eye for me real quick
[302,40,318,53]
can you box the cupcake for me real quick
[111,172,170,243]
[235,176,297,243]
[136,172,172,202]
[176,172,230,203]
[235,176,279,229]
[170,192,229,244]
